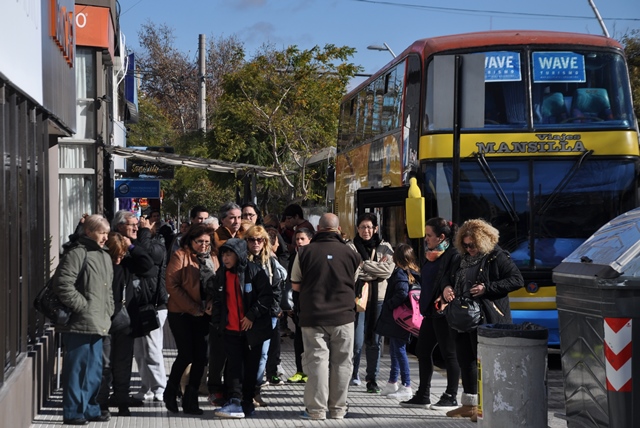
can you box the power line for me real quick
[350,0,640,22]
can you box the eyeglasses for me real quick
[247,237,264,244]
[242,213,257,219]
[194,239,211,246]
[126,222,138,228]
[462,242,476,250]
[358,225,374,230]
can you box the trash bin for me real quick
[553,207,640,428]
[477,323,548,428]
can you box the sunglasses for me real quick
[462,242,476,250]
[247,237,264,244]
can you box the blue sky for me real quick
[120,0,640,87]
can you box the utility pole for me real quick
[587,0,610,38]
[198,34,206,132]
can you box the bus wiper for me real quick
[537,150,593,216]
[474,153,519,223]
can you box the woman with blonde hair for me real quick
[244,225,286,404]
[442,218,523,422]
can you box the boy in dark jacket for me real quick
[210,238,272,419]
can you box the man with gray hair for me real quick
[290,213,361,420]
[213,202,243,250]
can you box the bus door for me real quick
[355,186,414,252]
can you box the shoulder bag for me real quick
[109,283,131,333]
[444,292,483,333]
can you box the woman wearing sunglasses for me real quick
[244,225,287,406]
[441,218,523,422]
[164,224,219,415]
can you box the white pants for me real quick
[134,308,168,395]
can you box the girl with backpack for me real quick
[375,244,421,401]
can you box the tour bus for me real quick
[334,30,639,345]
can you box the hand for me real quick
[470,283,485,297]
[139,217,150,229]
[205,301,213,315]
[443,286,455,302]
[240,317,253,331]
[123,236,132,248]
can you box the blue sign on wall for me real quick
[115,180,160,198]
[484,51,521,82]
[532,52,586,83]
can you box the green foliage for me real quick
[621,30,640,121]
[126,95,177,147]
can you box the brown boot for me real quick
[446,393,478,418]
[470,406,478,422]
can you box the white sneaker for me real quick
[380,381,399,396]
[388,385,413,400]
[133,390,154,401]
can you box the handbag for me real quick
[355,280,370,312]
[393,287,423,336]
[444,294,483,333]
[132,303,160,337]
[109,284,131,333]
[34,249,88,326]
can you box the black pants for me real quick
[207,323,227,395]
[97,330,135,406]
[265,317,281,377]
[223,332,262,403]
[292,314,304,373]
[167,312,209,389]
[415,316,460,398]
[452,328,478,394]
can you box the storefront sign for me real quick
[115,180,161,198]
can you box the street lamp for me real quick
[367,42,396,58]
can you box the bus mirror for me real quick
[406,177,425,238]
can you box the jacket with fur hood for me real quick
[210,238,273,347]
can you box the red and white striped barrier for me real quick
[604,317,632,392]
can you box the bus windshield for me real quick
[424,158,638,268]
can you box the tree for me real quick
[621,30,640,120]
[210,44,360,201]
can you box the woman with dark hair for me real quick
[401,218,461,410]
[241,202,263,226]
[443,218,523,422]
[164,224,219,415]
[346,213,394,393]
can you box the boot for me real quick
[470,406,478,422]
[446,393,478,418]
[182,385,204,415]
[163,382,179,413]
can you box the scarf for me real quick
[353,233,382,341]
[426,240,449,262]
[454,252,484,295]
[196,251,216,300]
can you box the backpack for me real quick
[34,244,87,326]
[392,286,423,336]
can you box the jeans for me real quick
[415,316,460,398]
[257,316,278,383]
[352,301,383,382]
[301,323,354,416]
[388,337,411,386]
[167,312,209,390]
[266,317,281,377]
[453,328,478,394]
[62,333,104,421]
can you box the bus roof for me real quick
[349,30,623,96]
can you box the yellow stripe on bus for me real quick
[420,131,639,159]
[509,286,557,310]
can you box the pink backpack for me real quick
[393,287,423,336]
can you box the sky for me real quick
[119,0,640,88]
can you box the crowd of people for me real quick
[50,203,523,424]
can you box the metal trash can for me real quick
[477,323,548,428]
[553,207,640,428]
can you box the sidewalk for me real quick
[31,320,565,427]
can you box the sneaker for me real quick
[300,410,326,420]
[330,410,348,419]
[350,377,361,386]
[301,374,308,383]
[400,395,431,409]
[214,399,245,419]
[133,390,154,401]
[431,393,458,410]
[366,380,381,393]
[288,372,305,383]
[380,381,399,396]
[388,385,413,400]
[268,375,284,386]
[208,392,226,407]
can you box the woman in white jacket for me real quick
[347,213,395,393]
